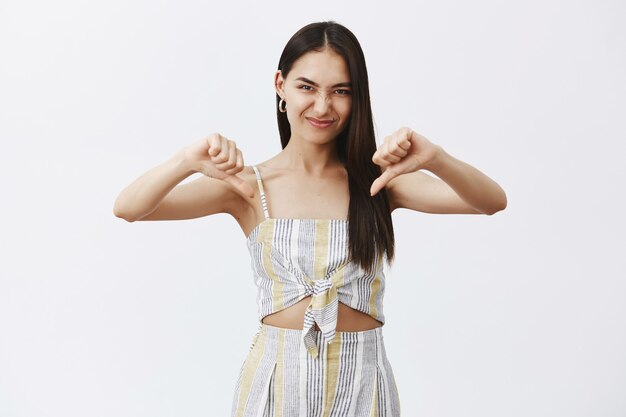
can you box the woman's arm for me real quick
[388,147,507,215]
[113,148,198,222]
[113,133,254,222]
[371,127,507,215]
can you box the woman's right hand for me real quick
[183,133,255,199]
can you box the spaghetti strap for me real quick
[251,165,270,219]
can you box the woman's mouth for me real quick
[307,117,334,128]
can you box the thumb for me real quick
[223,173,255,199]
[370,167,398,196]
[370,155,422,195]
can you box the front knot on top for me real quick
[301,265,347,358]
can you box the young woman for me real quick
[114,21,506,417]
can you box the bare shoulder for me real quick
[386,170,482,214]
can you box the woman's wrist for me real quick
[423,145,447,173]
[173,146,200,175]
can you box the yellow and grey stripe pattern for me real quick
[249,166,387,359]
[230,323,401,417]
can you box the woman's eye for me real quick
[297,85,351,95]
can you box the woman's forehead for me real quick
[288,50,350,85]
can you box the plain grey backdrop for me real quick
[1,0,624,416]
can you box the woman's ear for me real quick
[274,70,285,99]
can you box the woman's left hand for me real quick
[370,127,441,196]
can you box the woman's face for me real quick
[275,48,352,145]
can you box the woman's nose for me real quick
[313,91,331,113]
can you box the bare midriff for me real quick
[261,296,383,332]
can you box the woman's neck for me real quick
[276,134,342,176]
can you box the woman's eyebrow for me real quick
[295,76,352,88]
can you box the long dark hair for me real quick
[276,21,395,273]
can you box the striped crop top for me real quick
[246,165,387,358]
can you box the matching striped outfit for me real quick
[230,165,401,416]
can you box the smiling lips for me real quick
[307,117,334,128]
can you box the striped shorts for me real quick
[230,322,401,417]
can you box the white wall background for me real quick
[1,0,624,416]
